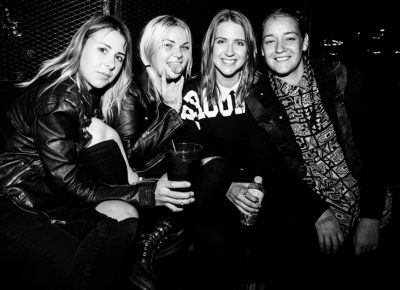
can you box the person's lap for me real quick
[0,198,83,289]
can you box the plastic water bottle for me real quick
[240,176,264,226]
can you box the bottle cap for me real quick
[254,176,263,183]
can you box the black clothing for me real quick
[81,140,128,185]
[247,61,390,221]
[111,80,183,178]
[0,77,158,289]
[0,78,156,212]
[180,78,329,289]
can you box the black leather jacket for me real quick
[111,79,184,177]
[0,77,156,212]
[247,61,389,220]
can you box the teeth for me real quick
[276,56,289,61]
[222,59,235,64]
[169,63,183,74]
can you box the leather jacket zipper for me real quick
[9,198,67,225]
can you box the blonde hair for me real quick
[139,15,193,102]
[19,14,133,124]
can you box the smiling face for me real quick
[212,21,247,88]
[261,15,308,85]
[152,26,191,80]
[79,28,126,91]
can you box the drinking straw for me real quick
[171,139,177,153]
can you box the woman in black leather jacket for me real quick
[0,14,190,290]
[110,15,195,290]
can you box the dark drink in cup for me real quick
[165,142,203,192]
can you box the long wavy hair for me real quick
[139,15,193,102]
[18,14,133,123]
[200,9,257,106]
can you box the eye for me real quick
[163,42,173,49]
[181,45,190,51]
[115,55,125,63]
[235,40,246,47]
[286,36,297,42]
[215,39,225,45]
[98,47,107,54]
[264,39,275,46]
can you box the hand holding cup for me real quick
[155,173,195,212]
[165,142,203,208]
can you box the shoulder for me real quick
[252,70,269,89]
[33,78,87,119]
[124,81,149,108]
[183,75,200,96]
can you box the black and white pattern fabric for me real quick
[269,64,360,236]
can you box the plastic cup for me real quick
[165,142,203,192]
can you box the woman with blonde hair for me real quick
[180,9,260,288]
[111,15,195,290]
[0,14,188,290]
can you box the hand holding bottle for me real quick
[240,176,264,226]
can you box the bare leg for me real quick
[86,117,139,184]
[96,200,139,221]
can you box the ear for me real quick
[302,33,309,52]
[261,46,265,57]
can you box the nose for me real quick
[225,42,234,56]
[275,40,286,53]
[173,46,183,58]
[105,59,115,71]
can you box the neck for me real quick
[216,72,240,89]
[279,60,305,86]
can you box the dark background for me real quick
[1,0,398,81]
[0,1,398,286]
[1,0,399,142]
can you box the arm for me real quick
[245,104,339,253]
[34,96,156,208]
[115,88,183,170]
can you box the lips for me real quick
[222,59,236,65]
[275,56,290,62]
[98,72,112,78]
[168,62,183,74]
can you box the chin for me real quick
[167,73,182,81]
[272,65,291,76]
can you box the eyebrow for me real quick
[162,39,175,43]
[215,36,245,41]
[162,39,190,46]
[263,31,298,39]
[99,41,126,56]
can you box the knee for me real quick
[95,200,139,222]
[87,117,119,147]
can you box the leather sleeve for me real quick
[115,90,183,170]
[34,96,156,208]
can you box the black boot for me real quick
[130,217,173,290]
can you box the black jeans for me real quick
[190,158,244,290]
[0,199,138,290]
[0,140,138,290]
[191,157,325,290]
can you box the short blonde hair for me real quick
[139,15,193,102]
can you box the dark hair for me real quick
[262,7,308,38]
